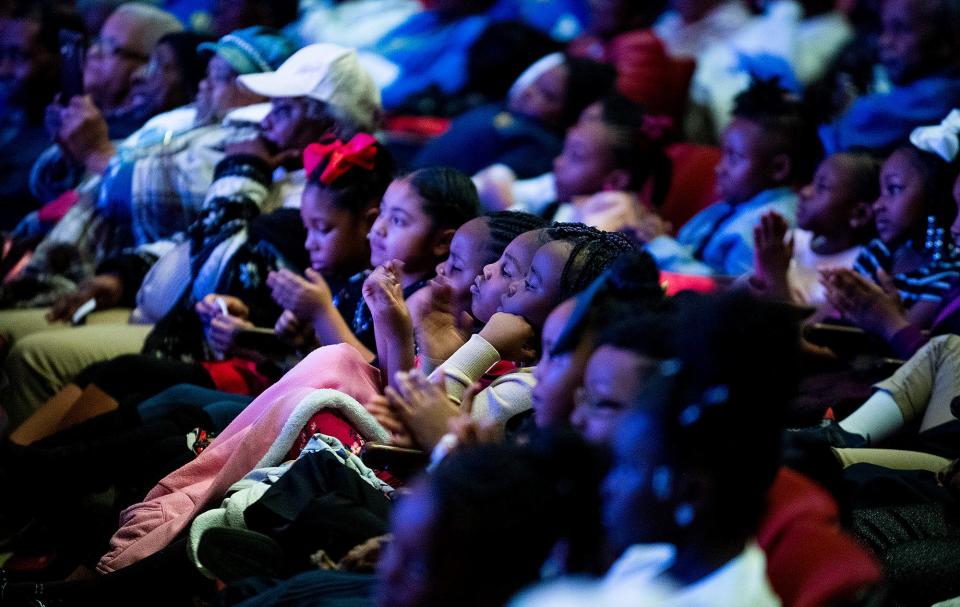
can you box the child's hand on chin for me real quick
[478,312,537,363]
[267,268,332,324]
[363,260,411,332]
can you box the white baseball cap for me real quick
[237,43,382,133]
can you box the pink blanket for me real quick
[97,344,382,573]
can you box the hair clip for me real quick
[303,133,378,186]
[910,109,960,163]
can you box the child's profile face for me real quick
[508,63,569,128]
[434,217,492,317]
[500,239,573,329]
[716,118,783,204]
[369,179,445,276]
[879,0,942,85]
[530,299,590,427]
[873,149,926,246]
[571,345,655,445]
[300,186,373,278]
[553,122,617,203]
[471,230,542,323]
[797,155,862,234]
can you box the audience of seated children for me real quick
[7,2,960,606]
[513,292,802,607]
[643,78,820,277]
[268,166,480,363]
[749,151,879,309]
[819,0,960,153]
[820,133,960,352]
[410,53,615,179]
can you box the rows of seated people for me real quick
[0,0,959,605]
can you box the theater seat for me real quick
[759,468,883,607]
[658,143,721,231]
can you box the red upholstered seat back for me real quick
[759,469,882,607]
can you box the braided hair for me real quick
[481,211,549,266]
[543,224,639,301]
[305,141,395,216]
[551,251,666,355]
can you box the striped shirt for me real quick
[854,239,960,305]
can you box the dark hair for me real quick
[832,151,881,243]
[551,251,666,355]
[2,0,84,53]
[467,21,561,101]
[547,225,639,301]
[427,433,605,605]
[733,77,823,185]
[405,167,481,230]
[630,292,801,542]
[480,211,549,266]
[157,31,215,99]
[306,141,396,215]
[595,94,674,207]
[895,144,960,233]
[559,58,617,129]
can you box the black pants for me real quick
[75,353,215,409]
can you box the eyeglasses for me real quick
[89,37,148,62]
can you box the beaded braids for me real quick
[551,251,666,355]
[544,223,639,301]
[481,211,550,266]
[633,292,802,541]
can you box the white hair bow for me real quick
[910,109,960,162]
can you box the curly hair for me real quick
[733,77,822,185]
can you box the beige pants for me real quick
[0,308,152,426]
[833,447,952,473]
[874,334,960,432]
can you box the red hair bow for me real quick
[303,133,378,186]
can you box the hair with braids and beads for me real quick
[480,211,550,266]
[627,292,802,542]
[305,139,396,216]
[556,230,639,301]
[551,251,666,355]
[732,77,823,185]
[594,93,674,207]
